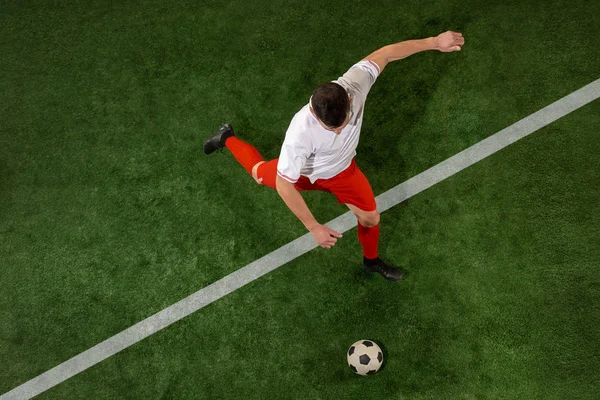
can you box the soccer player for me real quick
[204,31,465,281]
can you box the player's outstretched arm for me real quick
[275,175,342,249]
[364,31,465,73]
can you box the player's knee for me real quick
[251,161,266,185]
[359,211,380,227]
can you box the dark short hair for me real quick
[311,83,349,128]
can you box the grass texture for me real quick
[1,0,598,398]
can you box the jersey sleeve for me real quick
[276,141,311,184]
[335,59,381,96]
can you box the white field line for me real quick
[2,77,599,400]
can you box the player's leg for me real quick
[204,124,266,184]
[253,159,278,188]
[251,161,266,184]
[345,203,402,282]
[345,203,380,259]
[224,136,264,178]
[346,203,380,229]
[204,124,323,191]
[252,159,320,191]
[323,160,402,281]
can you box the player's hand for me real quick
[435,31,464,52]
[310,224,343,249]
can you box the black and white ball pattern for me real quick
[347,340,383,375]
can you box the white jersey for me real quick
[277,60,381,184]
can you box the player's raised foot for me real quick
[203,123,234,155]
[363,257,403,282]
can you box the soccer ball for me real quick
[347,340,384,375]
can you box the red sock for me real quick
[358,223,379,259]
[225,137,264,175]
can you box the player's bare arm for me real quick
[276,175,343,249]
[364,31,465,73]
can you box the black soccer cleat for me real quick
[203,123,235,155]
[363,257,403,282]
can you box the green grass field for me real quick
[1,0,599,398]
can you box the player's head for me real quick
[310,83,351,133]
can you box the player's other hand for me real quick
[310,224,343,249]
[435,31,464,52]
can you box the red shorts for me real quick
[256,158,377,212]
